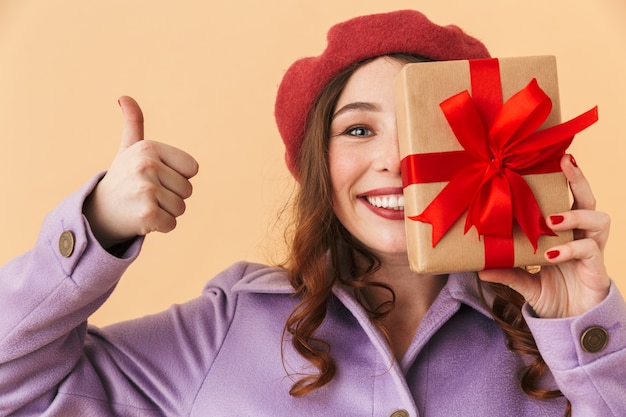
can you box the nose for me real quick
[373,126,402,175]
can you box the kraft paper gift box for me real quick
[395,56,598,274]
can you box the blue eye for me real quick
[346,126,371,137]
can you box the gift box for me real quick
[395,56,598,274]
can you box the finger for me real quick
[545,238,599,264]
[544,238,610,290]
[156,142,199,179]
[561,154,596,211]
[478,268,540,302]
[158,163,194,199]
[548,207,610,252]
[135,198,178,235]
[156,187,188,218]
[144,210,178,235]
[548,209,610,235]
[118,96,145,151]
[545,239,606,277]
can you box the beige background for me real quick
[1,1,624,326]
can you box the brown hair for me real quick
[280,54,569,415]
[281,55,392,396]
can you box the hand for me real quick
[83,96,199,248]
[479,154,611,318]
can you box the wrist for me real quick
[82,187,136,250]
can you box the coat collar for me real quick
[231,259,497,374]
[230,261,494,321]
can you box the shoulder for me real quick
[202,261,295,298]
[192,262,297,348]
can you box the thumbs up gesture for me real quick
[83,96,199,248]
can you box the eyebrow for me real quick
[332,101,381,120]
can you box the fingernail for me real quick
[546,250,560,260]
[550,215,565,225]
[570,155,578,167]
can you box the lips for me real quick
[358,189,405,220]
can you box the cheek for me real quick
[328,145,354,218]
[328,144,362,192]
[328,145,346,193]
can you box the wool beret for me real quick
[274,9,491,178]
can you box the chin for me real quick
[365,238,409,259]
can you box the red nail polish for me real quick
[550,215,565,225]
[546,250,560,260]
[570,155,578,167]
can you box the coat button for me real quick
[580,326,608,353]
[390,410,409,417]
[58,231,75,258]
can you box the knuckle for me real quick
[134,140,159,154]
[137,204,160,225]
[573,237,601,258]
[133,157,159,176]
[581,237,597,252]
[134,181,159,199]
[598,212,611,230]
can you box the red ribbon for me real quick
[401,58,598,268]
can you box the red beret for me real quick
[274,9,491,178]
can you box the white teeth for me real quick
[366,195,405,210]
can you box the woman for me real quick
[1,9,624,417]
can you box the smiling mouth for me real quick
[365,194,405,211]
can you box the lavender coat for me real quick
[1,176,625,416]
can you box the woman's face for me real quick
[329,57,408,261]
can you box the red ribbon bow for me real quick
[401,61,598,261]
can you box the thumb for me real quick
[118,95,144,150]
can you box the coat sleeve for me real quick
[524,281,626,417]
[0,176,262,416]
[0,176,145,415]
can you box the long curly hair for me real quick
[280,53,570,415]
